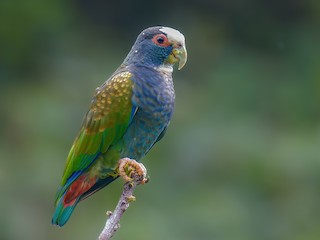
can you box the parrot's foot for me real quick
[118,158,148,184]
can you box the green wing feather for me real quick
[58,71,134,193]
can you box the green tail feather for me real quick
[52,176,116,226]
[52,197,79,227]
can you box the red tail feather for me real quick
[63,175,97,207]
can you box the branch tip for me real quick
[106,211,112,216]
[98,158,148,240]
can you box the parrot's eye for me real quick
[152,34,170,47]
[157,37,164,44]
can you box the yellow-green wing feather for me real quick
[59,71,134,188]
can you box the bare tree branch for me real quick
[98,158,147,240]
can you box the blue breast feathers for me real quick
[119,65,175,161]
[130,65,175,118]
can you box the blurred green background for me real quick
[1,0,320,239]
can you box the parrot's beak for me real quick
[165,42,187,70]
[172,45,187,70]
[159,27,187,70]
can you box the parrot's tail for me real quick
[52,174,116,226]
[52,174,98,226]
[51,197,79,227]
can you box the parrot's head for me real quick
[124,26,187,70]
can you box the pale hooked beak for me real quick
[172,45,187,70]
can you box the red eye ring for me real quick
[152,34,170,47]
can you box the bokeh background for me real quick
[1,0,320,239]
